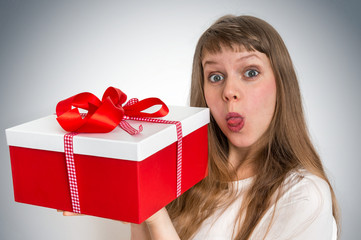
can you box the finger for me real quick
[63,211,82,216]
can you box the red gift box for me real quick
[6,106,209,223]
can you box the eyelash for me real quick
[243,69,260,79]
[208,73,224,83]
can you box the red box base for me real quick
[9,125,208,223]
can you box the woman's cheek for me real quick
[253,80,276,113]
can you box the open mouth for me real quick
[226,112,245,132]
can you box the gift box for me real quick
[6,105,209,223]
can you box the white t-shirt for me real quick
[191,170,337,240]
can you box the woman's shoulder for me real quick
[252,169,336,239]
[280,169,333,211]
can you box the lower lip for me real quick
[227,117,245,132]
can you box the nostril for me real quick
[224,93,239,101]
[224,95,238,101]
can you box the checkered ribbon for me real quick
[123,98,183,197]
[124,115,183,197]
[118,98,144,135]
[64,132,81,213]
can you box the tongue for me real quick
[227,117,242,126]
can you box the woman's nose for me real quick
[222,77,241,102]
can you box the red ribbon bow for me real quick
[56,87,169,133]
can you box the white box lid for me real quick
[6,106,209,161]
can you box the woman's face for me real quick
[203,46,277,150]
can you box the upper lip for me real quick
[226,112,243,120]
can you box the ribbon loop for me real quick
[102,87,127,107]
[124,98,169,118]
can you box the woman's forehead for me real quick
[201,43,256,60]
[202,44,257,60]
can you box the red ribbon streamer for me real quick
[56,87,169,133]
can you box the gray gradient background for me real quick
[1,0,360,239]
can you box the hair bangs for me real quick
[200,29,265,60]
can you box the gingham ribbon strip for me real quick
[124,115,183,197]
[64,132,81,213]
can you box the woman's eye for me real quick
[209,74,224,83]
[244,69,259,78]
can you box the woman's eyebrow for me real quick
[237,53,261,62]
[203,53,262,67]
[202,60,218,68]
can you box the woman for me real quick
[132,15,339,239]
[63,15,340,240]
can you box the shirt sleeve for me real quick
[251,174,336,240]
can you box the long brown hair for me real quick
[167,15,340,239]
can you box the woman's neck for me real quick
[228,144,256,180]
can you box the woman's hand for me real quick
[57,210,83,216]
[144,207,180,240]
